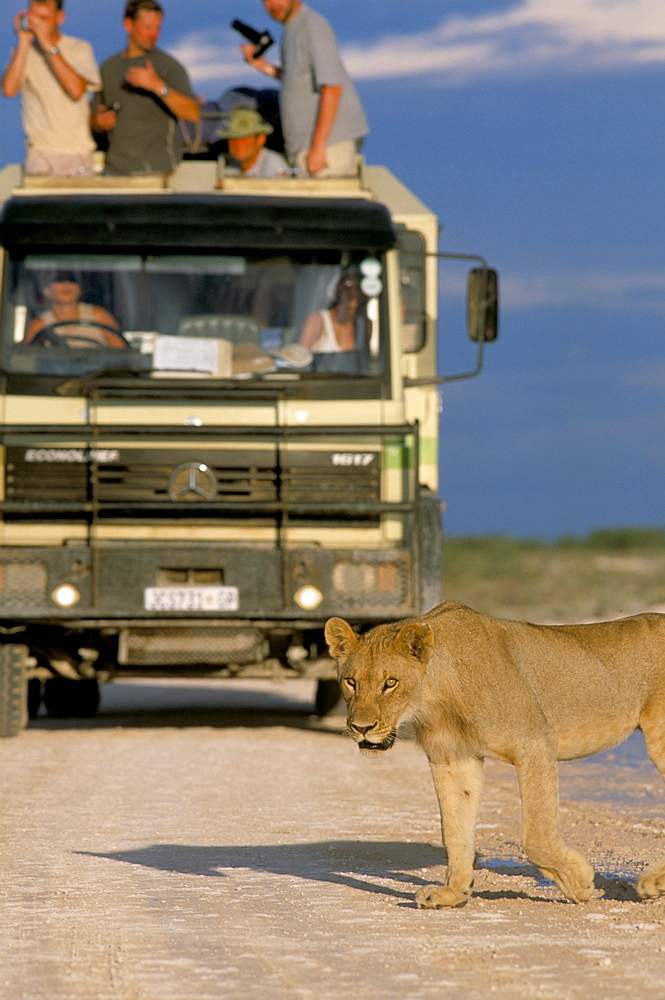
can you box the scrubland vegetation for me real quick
[443,527,665,623]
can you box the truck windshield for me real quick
[2,251,387,381]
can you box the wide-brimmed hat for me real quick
[217,107,274,139]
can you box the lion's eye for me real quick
[384,678,398,691]
[344,677,356,690]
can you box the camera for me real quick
[19,14,31,31]
[231,19,274,59]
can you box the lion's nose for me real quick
[350,722,377,736]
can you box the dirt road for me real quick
[1,678,664,1000]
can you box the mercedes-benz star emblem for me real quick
[168,462,217,501]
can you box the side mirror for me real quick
[467,268,498,343]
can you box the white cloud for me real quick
[344,0,665,81]
[171,1,665,88]
[439,268,665,312]
[500,270,665,310]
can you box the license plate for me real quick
[143,586,239,611]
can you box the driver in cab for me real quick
[24,271,126,347]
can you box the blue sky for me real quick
[1,0,664,539]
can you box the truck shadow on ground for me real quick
[76,840,637,905]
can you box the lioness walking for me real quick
[325,602,665,907]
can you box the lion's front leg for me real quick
[415,756,484,909]
[516,751,594,903]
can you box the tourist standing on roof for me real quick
[91,0,199,176]
[240,0,368,178]
[1,0,101,177]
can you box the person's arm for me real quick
[239,42,282,81]
[299,311,324,350]
[124,60,200,122]
[24,316,45,344]
[29,15,93,100]
[40,48,91,101]
[91,305,121,331]
[1,15,33,97]
[307,84,342,175]
[90,104,117,134]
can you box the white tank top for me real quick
[310,309,342,354]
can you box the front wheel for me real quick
[0,643,29,738]
[315,678,342,716]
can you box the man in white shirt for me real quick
[2,0,101,177]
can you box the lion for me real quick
[324,601,665,908]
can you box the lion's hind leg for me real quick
[636,702,665,900]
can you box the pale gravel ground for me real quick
[0,677,664,1000]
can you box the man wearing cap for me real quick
[218,106,290,179]
[240,0,368,178]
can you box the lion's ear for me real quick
[395,623,433,669]
[325,617,358,662]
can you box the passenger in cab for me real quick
[299,268,369,373]
[24,273,126,347]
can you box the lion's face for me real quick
[324,617,433,753]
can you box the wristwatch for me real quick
[159,84,170,98]
[49,45,60,56]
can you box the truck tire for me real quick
[43,677,100,719]
[418,490,443,613]
[0,643,29,738]
[315,679,343,716]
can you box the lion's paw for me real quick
[415,884,469,909]
[538,851,595,903]
[636,867,665,900]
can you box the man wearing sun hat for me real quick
[217,106,290,178]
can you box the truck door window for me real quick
[397,231,426,353]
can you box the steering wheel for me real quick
[31,319,130,349]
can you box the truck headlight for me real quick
[51,583,81,608]
[293,584,323,610]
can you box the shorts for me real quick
[293,140,359,179]
[25,149,95,178]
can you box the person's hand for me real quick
[240,41,258,64]
[92,104,118,132]
[240,43,275,77]
[124,59,163,94]
[13,11,33,38]
[25,12,52,51]
[306,145,328,176]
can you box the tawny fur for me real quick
[325,601,665,908]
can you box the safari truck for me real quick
[0,159,497,736]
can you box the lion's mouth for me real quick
[357,733,396,752]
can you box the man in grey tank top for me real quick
[240,0,368,177]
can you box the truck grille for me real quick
[4,446,381,512]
